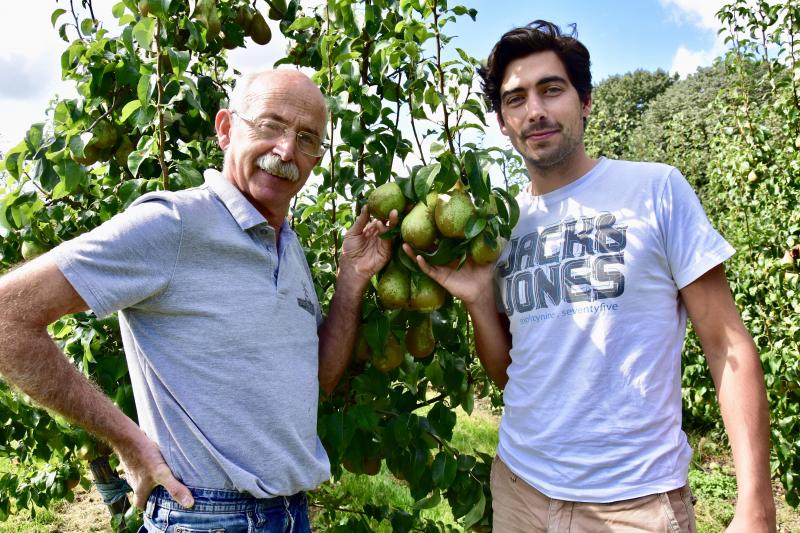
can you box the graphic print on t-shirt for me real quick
[498,211,627,318]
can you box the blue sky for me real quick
[0,0,727,153]
[449,0,725,82]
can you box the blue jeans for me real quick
[138,485,311,533]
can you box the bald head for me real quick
[229,70,327,126]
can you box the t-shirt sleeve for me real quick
[51,197,182,318]
[658,168,735,289]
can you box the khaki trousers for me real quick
[490,456,697,533]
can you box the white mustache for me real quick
[256,153,300,182]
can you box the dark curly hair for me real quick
[478,20,592,112]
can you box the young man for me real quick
[407,21,775,532]
[0,70,396,532]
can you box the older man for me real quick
[0,70,395,532]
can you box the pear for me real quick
[235,6,254,33]
[405,314,435,359]
[354,332,372,361]
[368,182,406,222]
[113,136,134,167]
[377,264,410,309]
[91,120,118,150]
[435,189,475,238]
[401,202,438,250]
[20,241,47,261]
[470,234,507,265]
[249,12,272,45]
[409,275,445,311]
[372,334,405,373]
[73,144,100,166]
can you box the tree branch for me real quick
[155,19,170,190]
[431,0,456,156]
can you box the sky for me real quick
[0,0,728,154]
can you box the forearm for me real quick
[318,263,369,395]
[466,296,512,389]
[706,335,773,512]
[0,322,147,456]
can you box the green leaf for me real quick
[427,402,456,441]
[414,162,440,201]
[493,186,519,229]
[167,48,191,76]
[120,100,142,122]
[419,238,467,266]
[118,179,146,207]
[431,452,457,489]
[51,8,67,27]
[80,18,94,36]
[61,160,83,193]
[175,161,203,187]
[137,74,153,104]
[457,454,477,471]
[364,313,390,356]
[25,123,45,153]
[412,490,441,510]
[461,490,486,528]
[132,17,156,50]
[286,17,318,32]
[127,149,149,177]
[111,2,126,18]
[464,215,486,240]
[464,150,489,201]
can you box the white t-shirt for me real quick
[494,157,734,502]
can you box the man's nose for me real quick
[271,132,296,161]
[525,95,547,123]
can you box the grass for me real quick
[1,404,798,532]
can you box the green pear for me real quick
[409,275,445,311]
[401,202,438,250]
[235,6,254,32]
[249,12,271,45]
[21,241,47,261]
[91,120,118,150]
[377,264,410,309]
[435,189,475,238]
[470,234,507,265]
[372,334,405,373]
[354,330,372,361]
[368,182,406,222]
[405,314,435,359]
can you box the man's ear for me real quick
[496,111,509,136]
[215,109,232,150]
[582,95,593,119]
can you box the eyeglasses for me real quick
[231,110,329,157]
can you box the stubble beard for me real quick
[520,127,583,171]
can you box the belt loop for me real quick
[284,496,295,533]
[144,496,156,520]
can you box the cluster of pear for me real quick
[72,119,134,168]
[356,181,505,374]
[139,0,282,48]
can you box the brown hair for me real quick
[478,20,592,112]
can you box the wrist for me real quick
[337,257,372,287]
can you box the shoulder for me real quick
[606,158,677,179]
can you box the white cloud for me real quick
[669,34,727,77]
[659,0,728,30]
[660,0,729,78]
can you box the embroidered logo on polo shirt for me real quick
[297,282,315,317]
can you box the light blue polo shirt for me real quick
[53,169,330,498]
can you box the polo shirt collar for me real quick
[203,169,271,231]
